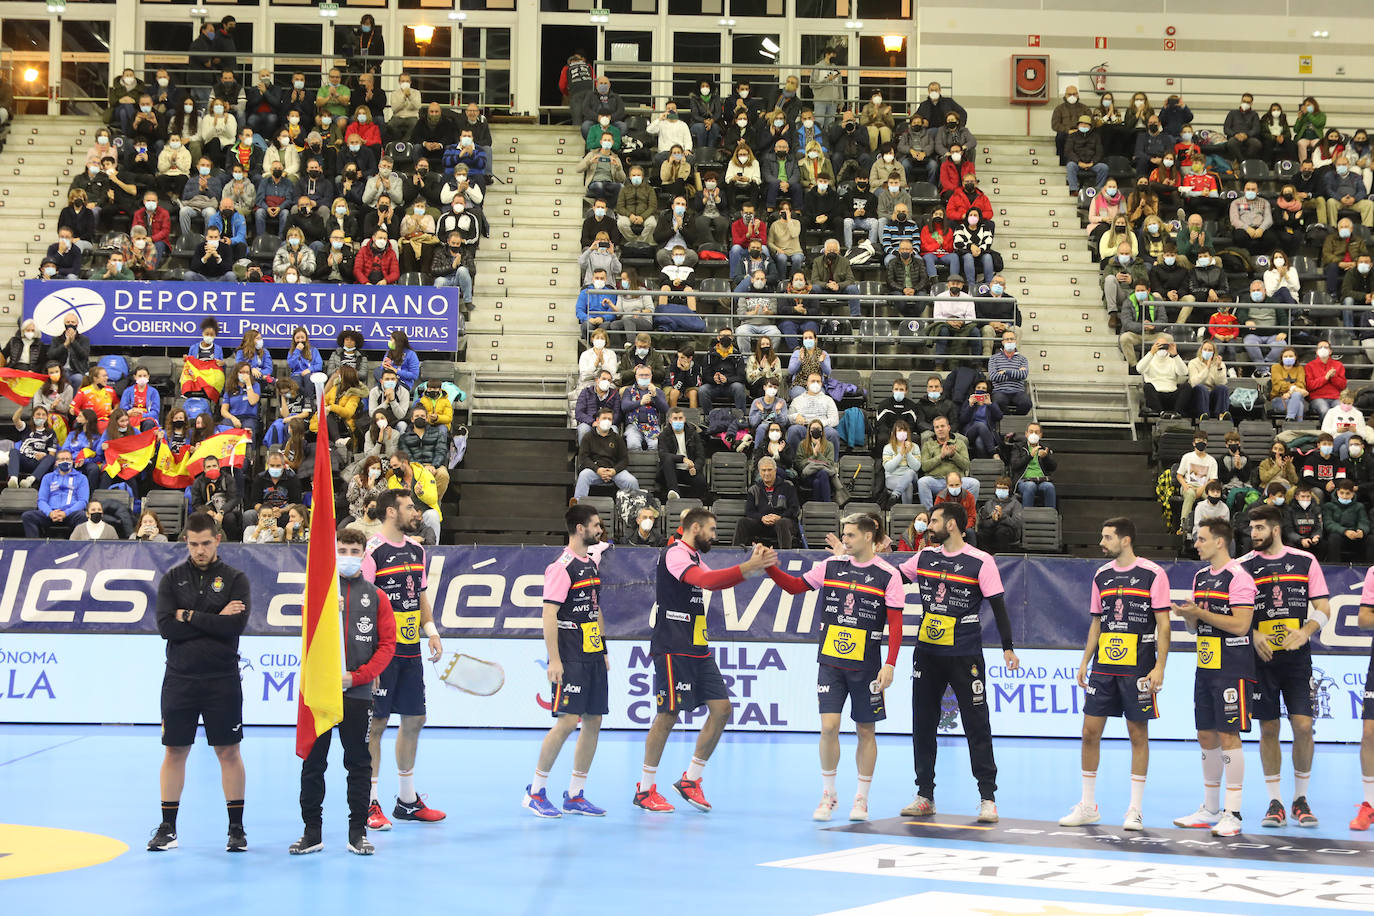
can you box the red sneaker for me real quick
[1351,802,1374,831]
[366,802,392,831]
[632,783,675,812]
[393,795,446,822]
[673,774,711,812]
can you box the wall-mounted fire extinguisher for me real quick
[1089,62,1108,92]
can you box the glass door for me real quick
[59,19,114,116]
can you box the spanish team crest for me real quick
[211,576,224,592]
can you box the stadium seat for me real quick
[1000,414,1032,439]
[887,503,925,545]
[870,370,908,394]
[92,488,132,517]
[626,450,659,487]
[143,490,187,538]
[419,360,456,383]
[576,495,616,536]
[843,501,882,524]
[696,277,733,316]
[0,487,38,535]
[800,500,839,546]
[679,407,704,428]
[837,455,874,498]
[1106,156,1133,181]
[1237,420,1276,456]
[172,231,203,262]
[398,271,429,287]
[1022,508,1062,553]
[249,234,280,266]
[388,141,415,169]
[664,496,702,527]
[908,182,940,213]
[136,356,175,389]
[969,457,1005,483]
[707,452,747,496]
[710,498,747,544]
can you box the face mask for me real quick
[951,153,963,163]
[1025,433,1041,446]
[1206,495,1222,505]
[213,106,225,116]
[1339,496,1353,506]
[1066,94,1078,104]
[1340,227,1353,239]
[87,511,105,526]
[737,120,748,129]
[1180,132,1193,143]
[382,379,397,391]
[1297,497,1313,509]
[1320,445,1334,457]
[764,387,778,398]
[601,141,613,150]
[992,488,1010,501]
[927,391,940,401]
[1003,341,1017,352]
[808,382,821,394]
[1353,447,1366,458]
[1318,347,1331,358]
[1282,356,1296,367]
[895,430,908,442]
[293,79,305,90]
[42,267,56,277]
[1200,350,1214,361]
[198,166,211,176]
[636,376,651,389]
[947,486,962,496]
[597,419,612,433]
[1104,187,1118,198]
[1162,158,1174,168]
[1306,105,1315,114]
[673,204,686,215]
[672,255,685,266]
[108,261,125,272]
[809,427,823,440]
[1145,223,1160,235]
[630,175,643,186]
[1194,442,1207,452]
[267,465,285,480]
[739,89,749,99]
[892,390,905,402]
[336,554,363,578]
[1078,126,1090,134]
[1337,164,1351,177]
[816,182,829,192]
[1195,257,1211,268]
[349,144,361,153]
[767,430,781,442]
[634,348,649,359]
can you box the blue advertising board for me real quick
[22,279,462,352]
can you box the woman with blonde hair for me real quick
[273,226,316,280]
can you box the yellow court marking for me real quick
[903,821,995,830]
[0,824,127,880]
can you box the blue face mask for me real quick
[1250,290,1264,302]
[1244,190,1257,200]
[56,461,72,473]
[337,554,363,577]
[990,283,1004,296]
[1320,445,1333,457]
[1337,165,1350,176]
[268,466,284,479]
[1339,496,1353,505]
[892,390,905,402]
[671,420,685,431]
[927,390,940,401]
[913,520,928,533]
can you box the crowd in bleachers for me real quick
[562,55,1052,551]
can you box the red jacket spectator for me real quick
[945,187,991,224]
[1180,170,1219,197]
[1172,140,1204,167]
[938,158,976,194]
[1305,353,1347,401]
[730,215,767,248]
[133,205,171,247]
[353,241,400,284]
[933,486,976,526]
[920,220,954,256]
[347,119,382,148]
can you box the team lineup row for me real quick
[142,491,1374,855]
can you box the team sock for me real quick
[640,765,657,790]
[398,769,417,803]
[1294,770,1311,801]
[531,768,549,794]
[569,771,588,796]
[1129,774,1145,811]
[1265,773,1282,803]
[226,799,244,830]
[822,769,837,796]
[1080,771,1097,808]
[855,775,872,802]
[1222,750,1244,815]
[1201,747,1223,813]
[685,756,707,781]
[370,778,378,804]
[1364,777,1374,806]
[160,800,179,829]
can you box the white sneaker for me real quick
[20,476,34,488]
[1122,806,1144,831]
[1211,810,1243,837]
[900,795,935,816]
[1173,804,1221,829]
[1058,801,1100,827]
[849,796,869,821]
[812,791,837,822]
[977,799,999,823]
[666,489,680,501]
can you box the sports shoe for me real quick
[346,829,374,856]
[147,823,177,851]
[977,799,999,823]
[366,801,392,831]
[632,783,674,812]
[226,826,248,852]
[1351,802,1374,831]
[20,476,34,488]
[288,829,323,855]
[1058,801,1100,827]
[392,795,446,823]
[1211,810,1243,837]
[1291,796,1319,827]
[1173,804,1221,829]
[900,795,936,816]
[1261,799,1287,828]
[849,796,869,821]
[667,489,680,501]
[1122,807,1143,831]
[521,786,561,819]
[562,791,606,816]
[813,790,838,822]
[673,774,711,812]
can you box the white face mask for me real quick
[1026,433,1040,445]
[768,430,781,442]
[591,337,605,348]
[597,379,611,392]
[808,382,821,394]
[1318,347,1331,359]
[597,419,612,432]
[895,430,908,442]
[639,518,654,532]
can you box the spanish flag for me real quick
[152,440,193,489]
[0,369,48,406]
[180,357,225,400]
[296,389,342,758]
[102,429,158,480]
[184,428,251,475]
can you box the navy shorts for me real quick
[1364,663,1374,721]
[653,653,728,714]
[1194,672,1257,733]
[372,654,426,719]
[1254,656,1314,721]
[818,663,886,723]
[1083,670,1160,722]
[161,673,243,747]
[552,658,610,718]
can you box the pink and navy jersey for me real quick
[804,555,906,671]
[899,545,1004,656]
[1239,546,1327,661]
[543,548,606,662]
[652,540,711,657]
[1089,557,1172,676]
[1361,568,1374,670]
[1192,560,1257,679]
[362,534,427,657]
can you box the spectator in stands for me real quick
[918,415,976,508]
[44,227,82,280]
[736,456,798,547]
[933,471,978,541]
[698,328,749,411]
[799,139,835,195]
[987,329,1031,414]
[617,167,656,245]
[736,272,783,352]
[1262,249,1300,305]
[1283,484,1324,550]
[764,201,803,283]
[761,138,802,212]
[206,195,248,262]
[786,329,830,400]
[580,137,625,202]
[1188,479,1230,541]
[953,206,995,284]
[583,112,620,154]
[1118,280,1168,365]
[620,332,666,388]
[1305,339,1346,418]
[959,379,1001,459]
[1322,217,1367,300]
[1322,389,1369,459]
[222,164,256,220]
[829,109,871,182]
[1134,335,1189,418]
[1323,157,1373,227]
[412,103,455,172]
[363,156,404,213]
[880,237,927,316]
[1323,478,1370,562]
[1098,217,1138,266]
[1184,248,1229,324]
[748,371,788,440]
[975,477,1022,554]
[931,274,977,364]
[919,207,959,282]
[913,375,957,435]
[1344,253,1374,332]
[1187,340,1231,420]
[658,146,696,200]
[576,268,616,333]
[45,316,89,395]
[1220,93,1262,163]
[606,268,655,341]
[1260,441,1299,496]
[1229,181,1279,255]
[655,256,703,332]
[870,145,906,189]
[653,197,699,268]
[664,346,700,410]
[1238,280,1286,369]
[234,329,275,386]
[579,231,621,286]
[1051,86,1092,165]
[22,448,87,537]
[875,419,920,504]
[398,405,450,501]
[243,68,281,139]
[1126,177,1160,230]
[839,177,877,250]
[575,369,620,442]
[578,328,618,390]
[2,319,44,377]
[314,67,350,122]
[369,366,411,431]
[621,364,667,452]
[946,172,990,227]
[728,201,770,279]
[199,96,236,165]
[184,225,234,282]
[658,407,705,502]
[1147,242,1191,307]
[58,188,97,252]
[1302,434,1345,498]
[1176,433,1217,532]
[937,144,975,196]
[785,371,840,452]
[648,102,693,157]
[133,192,172,261]
[1064,116,1107,196]
[801,173,840,234]
[574,77,626,139]
[875,175,912,236]
[189,454,242,541]
[1011,423,1057,509]
[118,365,159,432]
[316,365,367,449]
[573,407,637,502]
[1312,127,1346,172]
[935,111,976,161]
[1350,437,1374,507]
[776,271,820,350]
[690,80,723,148]
[871,377,916,446]
[693,172,729,247]
[795,419,838,502]
[273,226,314,281]
[974,276,1020,357]
[809,238,859,318]
[284,327,321,385]
[8,405,56,488]
[316,228,355,284]
[353,229,399,286]
[96,250,134,282]
[916,81,965,129]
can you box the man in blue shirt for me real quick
[22,447,89,537]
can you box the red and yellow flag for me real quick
[296,393,342,758]
[0,369,48,406]
[183,428,251,475]
[180,357,225,400]
[102,429,158,480]
[152,440,193,489]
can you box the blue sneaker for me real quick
[562,791,606,817]
[522,786,562,818]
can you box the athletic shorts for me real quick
[372,654,426,719]
[653,653,728,714]
[1194,673,1258,733]
[161,672,244,747]
[552,658,610,718]
[1364,663,1374,721]
[1253,656,1314,721]
[817,662,886,723]
[1083,670,1160,722]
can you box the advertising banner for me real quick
[23,279,462,352]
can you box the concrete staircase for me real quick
[977,134,1135,432]
[0,115,105,323]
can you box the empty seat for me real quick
[708,452,748,496]
[249,234,280,265]
[710,498,747,544]
[664,497,703,528]
[969,457,1005,484]
[419,360,456,383]
[869,370,908,394]
[0,487,38,518]
[1022,507,1062,553]
[576,495,616,536]
[626,450,659,488]
[842,501,882,524]
[838,454,875,498]
[800,500,840,546]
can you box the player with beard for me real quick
[897,502,1019,823]
[523,504,612,818]
[1241,504,1329,829]
[363,490,446,830]
[633,508,776,813]
[1059,516,1171,831]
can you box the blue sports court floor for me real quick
[1,724,1370,914]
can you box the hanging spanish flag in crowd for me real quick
[152,439,194,489]
[101,429,158,480]
[183,428,251,476]
[180,357,225,400]
[0,369,48,406]
[296,390,342,758]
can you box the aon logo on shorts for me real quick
[918,612,955,646]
